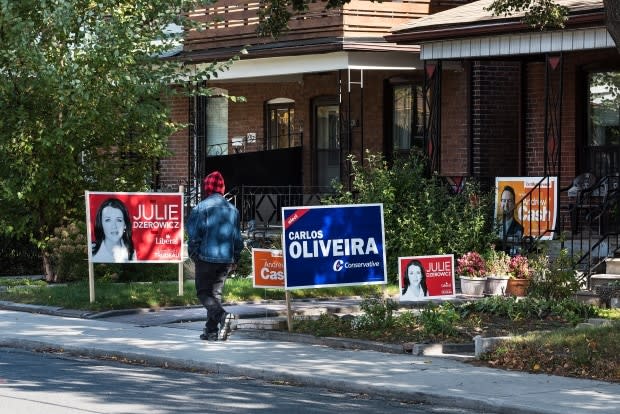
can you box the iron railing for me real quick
[229,185,334,231]
[561,174,620,285]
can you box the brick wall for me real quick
[159,91,189,191]
[441,66,469,175]
[471,60,521,179]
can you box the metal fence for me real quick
[0,236,43,276]
[230,185,334,230]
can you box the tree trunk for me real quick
[43,253,56,283]
[604,0,620,53]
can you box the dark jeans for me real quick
[195,260,232,333]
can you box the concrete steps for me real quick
[583,257,620,308]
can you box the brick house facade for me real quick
[158,0,468,215]
[389,0,620,269]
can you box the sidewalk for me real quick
[0,302,619,414]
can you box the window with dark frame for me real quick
[266,101,295,150]
[392,83,424,153]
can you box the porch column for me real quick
[424,60,442,174]
[544,54,564,177]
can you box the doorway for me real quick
[313,97,341,188]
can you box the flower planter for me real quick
[459,276,487,297]
[505,278,530,297]
[485,275,510,296]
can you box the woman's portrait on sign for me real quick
[91,198,137,263]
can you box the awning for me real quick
[420,27,615,60]
[198,51,422,81]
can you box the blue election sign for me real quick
[282,203,387,289]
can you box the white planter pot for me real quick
[459,276,487,297]
[485,275,510,296]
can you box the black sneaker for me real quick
[217,312,234,341]
[200,330,218,341]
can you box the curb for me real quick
[0,301,481,358]
[0,337,552,414]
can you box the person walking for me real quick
[186,171,243,341]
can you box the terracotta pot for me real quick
[506,278,530,297]
[459,276,487,297]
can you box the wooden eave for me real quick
[386,9,606,44]
[178,38,419,64]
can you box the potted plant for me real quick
[506,254,532,297]
[485,245,511,295]
[456,251,487,297]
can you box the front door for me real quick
[313,97,341,188]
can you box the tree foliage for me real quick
[0,0,236,278]
[257,0,349,37]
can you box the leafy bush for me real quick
[324,150,495,282]
[233,247,252,278]
[351,297,398,331]
[418,302,460,336]
[528,249,581,300]
[458,296,595,324]
[46,221,88,282]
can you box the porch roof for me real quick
[387,0,614,60]
[195,51,422,81]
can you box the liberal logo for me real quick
[333,259,344,272]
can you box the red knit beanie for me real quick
[203,171,225,196]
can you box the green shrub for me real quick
[418,302,460,336]
[351,297,398,331]
[528,248,581,300]
[46,221,88,282]
[457,295,595,324]
[234,248,252,278]
[324,150,495,283]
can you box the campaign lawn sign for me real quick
[282,203,387,289]
[495,177,558,240]
[85,191,184,302]
[399,255,456,301]
[252,248,285,288]
[86,191,184,263]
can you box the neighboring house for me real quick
[387,0,620,269]
[158,0,475,227]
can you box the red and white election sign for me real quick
[86,191,184,263]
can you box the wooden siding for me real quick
[420,28,615,60]
[185,0,431,52]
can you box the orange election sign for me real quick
[252,248,285,288]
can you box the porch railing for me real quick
[185,0,429,51]
[205,133,303,156]
[228,185,334,231]
[560,173,620,285]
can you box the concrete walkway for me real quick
[0,302,619,414]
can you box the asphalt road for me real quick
[0,347,495,414]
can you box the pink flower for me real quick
[509,255,531,279]
[457,251,487,277]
